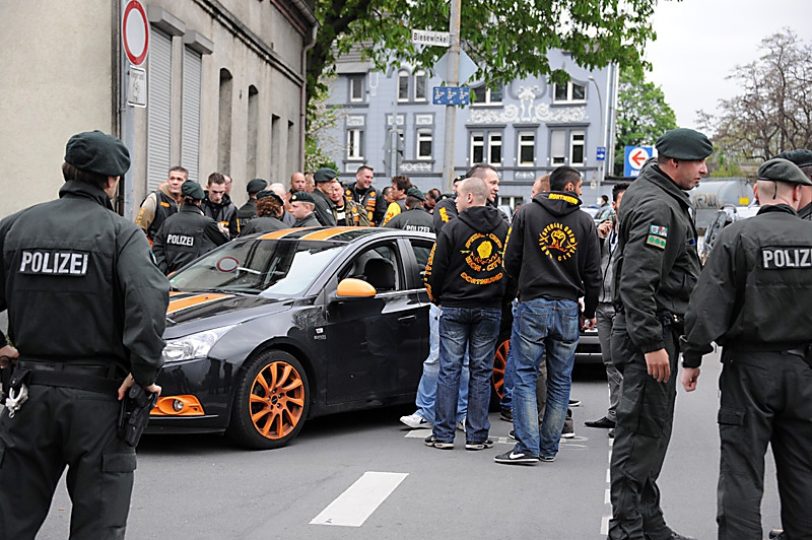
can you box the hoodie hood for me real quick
[534,191,582,217]
[458,205,504,233]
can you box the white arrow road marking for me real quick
[310,472,408,527]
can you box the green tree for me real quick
[308,0,661,110]
[613,67,677,175]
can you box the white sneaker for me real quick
[456,417,466,432]
[400,412,431,429]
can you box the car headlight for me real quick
[162,326,236,363]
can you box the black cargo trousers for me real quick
[0,382,136,540]
[717,350,812,540]
[607,312,679,540]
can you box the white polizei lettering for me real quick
[70,253,84,274]
[774,250,785,268]
[19,251,32,272]
[167,234,194,247]
[801,249,811,267]
[58,252,72,273]
[762,247,812,269]
[31,252,43,272]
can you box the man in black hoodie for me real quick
[496,166,601,465]
[424,177,509,450]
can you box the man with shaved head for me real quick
[423,177,509,450]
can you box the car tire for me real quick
[227,350,310,449]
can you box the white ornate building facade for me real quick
[320,49,619,207]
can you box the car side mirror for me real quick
[336,278,376,299]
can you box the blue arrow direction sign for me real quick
[596,146,606,162]
[432,86,470,106]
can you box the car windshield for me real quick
[170,238,343,296]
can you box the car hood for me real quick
[164,290,293,339]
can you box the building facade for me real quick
[319,50,618,208]
[0,0,316,219]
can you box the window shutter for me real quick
[147,30,172,192]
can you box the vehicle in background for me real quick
[699,204,759,264]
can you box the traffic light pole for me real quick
[442,0,462,193]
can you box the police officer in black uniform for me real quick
[238,190,286,236]
[608,128,712,540]
[236,178,269,230]
[311,167,339,226]
[681,158,812,540]
[289,192,321,227]
[0,130,169,539]
[775,149,812,221]
[384,187,434,233]
[152,181,228,274]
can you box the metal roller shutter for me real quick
[182,48,202,183]
[147,29,172,192]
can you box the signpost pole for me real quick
[442,0,462,193]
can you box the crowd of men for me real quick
[1,126,810,540]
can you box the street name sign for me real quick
[411,29,451,47]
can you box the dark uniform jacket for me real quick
[682,204,812,367]
[503,192,602,318]
[433,197,459,234]
[385,208,434,233]
[152,205,228,274]
[799,202,812,221]
[239,216,286,236]
[293,213,321,228]
[0,181,169,386]
[236,199,258,230]
[424,205,509,308]
[346,185,378,225]
[613,164,701,353]
[311,189,337,226]
[203,193,239,237]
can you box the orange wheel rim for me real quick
[248,361,305,440]
[492,339,509,399]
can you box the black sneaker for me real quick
[494,449,539,465]
[540,454,556,463]
[465,439,494,451]
[424,435,453,449]
[561,409,575,439]
[585,416,615,428]
[768,530,785,540]
[569,398,582,407]
[499,408,513,422]
[508,429,516,440]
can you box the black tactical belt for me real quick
[18,361,121,395]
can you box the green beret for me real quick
[757,158,812,186]
[655,128,713,160]
[247,178,268,194]
[406,187,425,201]
[181,181,206,200]
[290,191,316,204]
[64,130,130,176]
[314,167,338,183]
[256,190,283,205]
[775,149,812,169]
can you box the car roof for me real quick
[253,226,434,244]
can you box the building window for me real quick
[488,133,502,165]
[416,130,433,160]
[347,129,364,160]
[570,131,585,165]
[470,132,485,164]
[246,85,259,179]
[553,81,587,103]
[550,130,567,165]
[499,196,524,211]
[414,70,427,101]
[472,85,503,105]
[349,75,365,102]
[518,132,535,166]
[398,70,409,102]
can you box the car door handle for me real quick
[398,315,417,325]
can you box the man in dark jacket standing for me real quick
[152,181,227,274]
[608,128,711,540]
[384,187,433,233]
[289,192,321,227]
[424,177,508,450]
[681,158,812,540]
[0,130,169,538]
[496,166,601,465]
[311,168,339,226]
[202,172,239,238]
[236,178,268,230]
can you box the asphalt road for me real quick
[31,350,780,539]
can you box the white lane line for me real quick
[601,515,610,535]
[404,428,432,438]
[606,468,611,483]
[310,472,408,527]
[605,488,610,505]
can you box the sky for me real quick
[646,0,812,130]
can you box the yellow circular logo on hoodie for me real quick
[539,222,577,262]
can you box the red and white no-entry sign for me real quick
[122,0,149,66]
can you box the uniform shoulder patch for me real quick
[645,223,668,250]
[648,224,668,237]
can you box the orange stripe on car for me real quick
[300,227,357,241]
[166,293,231,315]
[258,229,298,240]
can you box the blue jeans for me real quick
[500,301,519,410]
[433,306,501,443]
[511,297,579,457]
[414,304,468,423]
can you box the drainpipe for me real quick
[300,20,319,173]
